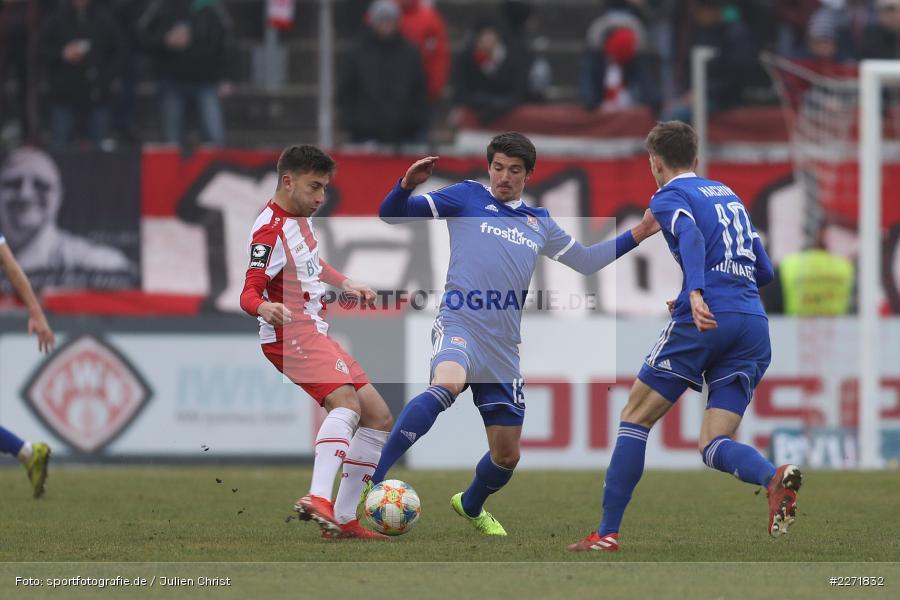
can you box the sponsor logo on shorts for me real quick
[450,336,467,348]
[657,359,672,370]
[249,243,273,269]
[526,215,539,231]
[335,358,350,374]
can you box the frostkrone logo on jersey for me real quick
[317,288,599,312]
[479,222,540,253]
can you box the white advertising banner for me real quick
[0,333,322,457]
[406,316,900,469]
[1,318,898,467]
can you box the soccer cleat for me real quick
[567,531,620,552]
[766,464,803,538]
[450,492,507,536]
[322,519,389,541]
[24,442,50,499]
[358,479,374,511]
[293,494,342,535]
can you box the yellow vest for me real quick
[779,249,854,316]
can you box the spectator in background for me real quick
[802,7,853,63]
[499,0,552,101]
[579,7,661,113]
[860,0,900,58]
[338,0,427,145]
[0,0,41,145]
[843,0,877,59]
[397,0,450,105]
[451,19,529,125]
[111,0,149,144]
[775,0,824,58]
[138,0,236,149]
[667,0,756,122]
[38,0,124,150]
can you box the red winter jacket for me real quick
[398,0,450,102]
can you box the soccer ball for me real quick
[363,479,422,535]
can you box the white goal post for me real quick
[859,60,900,469]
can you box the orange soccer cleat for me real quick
[766,464,803,538]
[567,531,619,552]
[322,519,390,540]
[293,494,341,535]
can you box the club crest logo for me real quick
[526,215,540,232]
[22,335,152,453]
[450,336,467,348]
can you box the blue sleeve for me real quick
[556,231,638,275]
[674,215,706,293]
[539,215,574,259]
[379,180,468,223]
[753,236,774,287]
[650,189,694,236]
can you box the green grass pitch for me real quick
[1,466,898,599]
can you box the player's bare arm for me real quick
[401,156,439,190]
[0,243,55,353]
[631,209,661,243]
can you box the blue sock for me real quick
[371,386,454,484]
[598,422,650,536]
[461,451,514,517]
[703,435,777,487]
[0,425,25,457]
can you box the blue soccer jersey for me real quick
[381,176,639,424]
[650,173,771,323]
[386,179,573,344]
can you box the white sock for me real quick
[309,407,359,501]
[17,442,33,464]
[333,427,389,524]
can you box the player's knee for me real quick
[360,407,393,432]
[619,403,657,429]
[323,385,361,415]
[492,450,519,470]
[430,379,464,398]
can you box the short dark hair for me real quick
[276,145,335,187]
[645,121,698,170]
[487,132,536,172]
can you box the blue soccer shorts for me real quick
[637,313,771,416]
[429,316,525,427]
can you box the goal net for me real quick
[761,53,900,469]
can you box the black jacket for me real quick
[38,1,125,105]
[138,0,236,82]
[860,23,900,60]
[452,39,530,124]
[338,29,428,143]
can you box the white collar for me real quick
[663,171,697,187]
[487,185,523,209]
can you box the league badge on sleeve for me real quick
[249,243,273,269]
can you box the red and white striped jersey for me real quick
[240,200,345,343]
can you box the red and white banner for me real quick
[2,147,900,315]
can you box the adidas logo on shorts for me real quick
[657,359,672,370]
